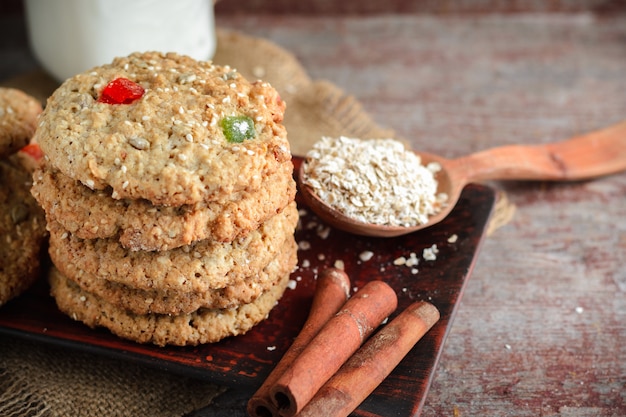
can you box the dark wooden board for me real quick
[0,157,495,417]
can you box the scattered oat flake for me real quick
[448,234,458,243]
[393,257,407,266]
[406,252,419,267]
[287,280,297,290]
[359,251,374,262]
[267,345,277,351]
[334,259,345,270]
[298,240,311,250]
[316,225,331,239]
[423,244,439,261]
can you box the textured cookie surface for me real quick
[0,88,42,159]
[35,51,290,206]
[48,201,298,293]
[49,266,290,346]
[0,156,47,306]
[58,237,297,315]
[32,161,296,250]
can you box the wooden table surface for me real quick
[2,2,625,416]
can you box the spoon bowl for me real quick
[298,121,626,237]
[298,150,455,237]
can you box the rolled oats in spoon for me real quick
[299,122,626,238]
[300,136,448,228]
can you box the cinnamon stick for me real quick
[247,268,351,417]
[270,280,398,417]
[296,301,440,417]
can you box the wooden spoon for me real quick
[298,121,626,237]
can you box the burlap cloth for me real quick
[0,29,515,417]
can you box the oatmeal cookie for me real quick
[58,238,297,315]
[48,202,298,293]
[0,156,47,307]
[32,160,296,251]
[35,51,291,206]
[49,266,290,346]
[0,88,42,159]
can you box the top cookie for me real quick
[0,88,42,159]
[35,51,291,206]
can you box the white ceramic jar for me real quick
[25,0,216,82]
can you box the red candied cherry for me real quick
[98,78,145,104]
[20,143,44,161]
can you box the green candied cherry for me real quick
[220,115,256,143]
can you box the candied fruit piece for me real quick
[220,115,256,143]
[20,143,44,160]
[98,78,145,104]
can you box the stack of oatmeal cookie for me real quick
[31,52,298,346]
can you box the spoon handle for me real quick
[449,120,626,184]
